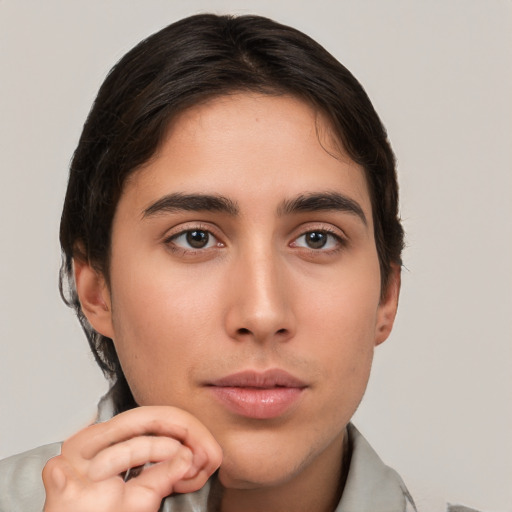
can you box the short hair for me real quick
[59,13,404,412]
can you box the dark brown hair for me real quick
[59,13,404,412]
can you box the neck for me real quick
[213,429,350,512]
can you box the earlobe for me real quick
[73,258,114,339]
[374,264,401,346]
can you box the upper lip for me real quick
[206,369,307,389]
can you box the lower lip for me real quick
[208,386,304,419]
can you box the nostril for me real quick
[233,327,290,340]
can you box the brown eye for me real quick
[304,231,328,249]
[186,230,209,248]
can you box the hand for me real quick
[42,406,222,512]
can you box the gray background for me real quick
[1,1,511,510]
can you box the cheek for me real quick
[112,248,222,334]
[303,263,381,406]
[108,259,224,404]
[308,315,376,444]
[304,259,382,347]
[317,311,376,404]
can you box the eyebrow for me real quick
[142,191,366,225]
[278,192,367,225]
[142,193,239,218]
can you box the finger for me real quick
[76,407,214,460]
[125,446,194,500]
[69,406,222,478]
[86,435,183,482]
[61,405,222,487]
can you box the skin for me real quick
[45,93,400,512]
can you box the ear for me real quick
[374,264,401,346]
[73,258,115,339]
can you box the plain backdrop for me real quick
[0,1,511,511]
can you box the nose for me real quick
[224,248,296,344]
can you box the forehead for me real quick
[122,93,372,219]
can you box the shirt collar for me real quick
[336,423,414,512]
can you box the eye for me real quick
[167,229,221,250]
[292,230,342,250]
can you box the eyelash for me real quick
[163,225,346,255]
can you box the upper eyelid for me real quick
[162,222,223,240]
[295,229,343,240]
[291,222,347,240]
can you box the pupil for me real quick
[306,232,327,249]
[186,230,209,248]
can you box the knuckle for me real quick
[42,455,63,478]
[42,456,69,491]
[145,417,164,434]
[182,446,194,462]
[170,446,193,469]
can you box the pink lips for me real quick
[206,369,306,420]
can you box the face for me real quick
[78,93,399,491]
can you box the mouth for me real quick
[205,369,307,420]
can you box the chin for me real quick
[217,456,297,490]
[213,429,315,490]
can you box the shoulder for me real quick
[0,442,62,512]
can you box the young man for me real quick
[1,13,416,512]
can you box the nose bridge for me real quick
[226,242,294,342]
